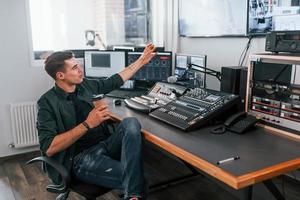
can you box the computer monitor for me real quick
[112,46,135,52]
[175,54,188,77]
[126,51,172,82]
[109,45,165,52]
[66,49,99,68]
[68,49,99,58]
[84,51,125,78]
[134,46,165,52]
[175,53,207,74]
[175,53,207,87]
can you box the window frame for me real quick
[25,0,166,67]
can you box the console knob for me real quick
[291,42,297,50]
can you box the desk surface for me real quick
[105,98,300,190]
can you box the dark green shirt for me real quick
[67,90,110,154]
[37,74,124,184]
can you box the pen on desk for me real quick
[216,156,240,165]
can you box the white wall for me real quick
[0,0,53,157]
[164,0,269,91]
[64,0,95,49]
[29,0,95,51]
[179,37,266,90]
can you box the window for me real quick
[28,0,152,60]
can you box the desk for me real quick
[104,98,300,200]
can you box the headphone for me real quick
[85,30,96,46]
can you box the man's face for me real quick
[56,58,84,85]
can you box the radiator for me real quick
[10,102,39,148]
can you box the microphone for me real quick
[167,75,201,88]
[168,62,194,83]
[167,76,178,83]
[167,75,192,83]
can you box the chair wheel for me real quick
[56,191,69,200]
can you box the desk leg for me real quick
[149,159,200,191]
[263,180,285,200]
[242,186,253,200]
[149,173,200,190]
[180,159,201,175]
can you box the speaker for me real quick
[221,66,248,111]
[239,68,248,102]
[220,66,243,94]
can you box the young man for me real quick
[37,44,156,200]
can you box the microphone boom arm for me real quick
[188,63,221,82]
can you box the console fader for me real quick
[149,88,239,131]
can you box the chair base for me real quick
[56,191,69,200]
[70,179,111,199]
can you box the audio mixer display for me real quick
[127,52,172,82]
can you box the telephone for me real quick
[224,112,260,134]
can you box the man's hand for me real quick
[85,105,110,129]
[93,98,108,108]
[45,101,111,157]
[118,43,156,82]
[138,43,156,66]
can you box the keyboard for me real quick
[106,89,148,99]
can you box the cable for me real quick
[238,46,247,66]
[241,37,252,66]
[293,65,297,85]
[193,77,201,88]
[272,65,289,83]
[240,37,252,67]
[238,36,253,67]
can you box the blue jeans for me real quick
[72,117,146,199]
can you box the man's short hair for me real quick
[44,51,74,80]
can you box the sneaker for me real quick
[126,197,141,200]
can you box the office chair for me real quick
[27,156,112,200]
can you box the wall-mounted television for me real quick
[248,0,300,36]
[179,0,248,37]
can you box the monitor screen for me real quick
[175,54,207,75]
[190,55,207,71]
[253,62,292,85]
[112,46,135,52]
[248,1,300,35]
[126,51,172,82]
[91,54,110,68]
[67,49,99,58]
[175,54,188,77]
[175,53,207,88]
[84,51,125,78]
